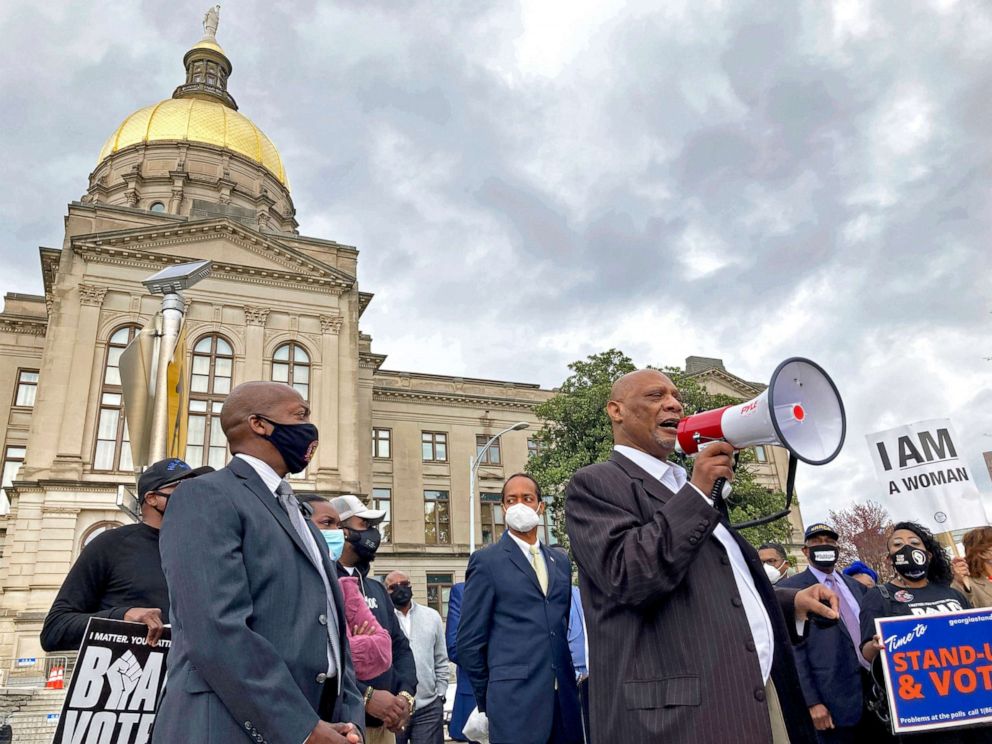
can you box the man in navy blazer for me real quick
[780,523,868,743]
[444,582,478,742]
[456,474,583,744]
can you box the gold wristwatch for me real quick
[399,691,415,713]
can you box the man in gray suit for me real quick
[566,369,838,744]
[155,381,364,744]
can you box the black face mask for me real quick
[254,415,319,474]
[390,585,413,608]
[892,545,929,580]
[808,545,839,570]
[345,526,382,562]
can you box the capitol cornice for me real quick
[70,219,355,294]
[0,314,48,336]
[371,386,541,411]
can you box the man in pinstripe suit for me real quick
[566,369,836,744]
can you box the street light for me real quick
[469,421,529,553]
[142,260,212,461]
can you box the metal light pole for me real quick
[469,421,529,553]
[141,260,212,462]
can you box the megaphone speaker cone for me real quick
[674,357,846,465]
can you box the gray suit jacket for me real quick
[565,451,816,744]
[154,457,364,744]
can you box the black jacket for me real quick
[336,562,417,727]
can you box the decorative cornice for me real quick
[243,305,270,326]
[687,367,764,397]
[371,386,542,412]
[319,314,344,335]
[78,284,108,307]
[0,316,48,336]
[72,246,347,295]
[71,219,354,287]
[359,352,387,371]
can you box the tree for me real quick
[828,500,894,581]
[527,350,792,550]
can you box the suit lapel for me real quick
[610,451,677,506]
[501,533,544,596]
[229,457,315,566]
[543,543,557,596]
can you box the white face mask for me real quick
[505,503,542,533]
[764,563,783,584]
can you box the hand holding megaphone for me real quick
[689,440,737,500]
[675,357,847,528]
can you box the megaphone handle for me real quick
[710,478,731,520]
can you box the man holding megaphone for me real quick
[566,368,841,744]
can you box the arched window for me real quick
[272,343,310,400]
[81,521,123,551]
[186,335,233,469]
[93,325,140,471]
[149,201,166,213]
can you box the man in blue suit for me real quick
[780,523,868,743]
[444,582,478,742]
[457,473,583,744]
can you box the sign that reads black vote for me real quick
[54,617,171,744]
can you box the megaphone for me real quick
[675,357,846,528]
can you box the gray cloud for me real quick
[1,0,989,522]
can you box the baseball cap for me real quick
[137,458,213,501]
[330,495,385,525]
[804,523,839,541]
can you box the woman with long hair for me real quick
[858,521,990,743]
[951,526,992,608]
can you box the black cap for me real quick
[804,522,839,541]
[138,458,213,501]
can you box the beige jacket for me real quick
[953,576,992,609]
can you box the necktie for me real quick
[824,575,869,669]
[276,481,341,679]
[529,544,548,595]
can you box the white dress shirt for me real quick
[613,445,775,683]
[508,530,548,579]
[234,453,339,680]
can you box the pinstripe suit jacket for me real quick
[565,451,816,744]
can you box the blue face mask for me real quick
[321,529,345,561]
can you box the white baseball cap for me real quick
[330,494,386,525]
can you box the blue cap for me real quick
[843,561,878,583]
[137,458,213,500]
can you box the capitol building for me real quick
[0,16,801,662]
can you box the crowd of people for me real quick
[39,374,992,744]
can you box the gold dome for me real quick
[97,97,288,188]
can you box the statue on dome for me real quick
[202,5,221,40]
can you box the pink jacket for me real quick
[338,576,392,679]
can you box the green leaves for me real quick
[527,350,791,549]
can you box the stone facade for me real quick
[0,21,804,662]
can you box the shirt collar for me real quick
[808,564,837,584]
[508,530,540,556]
[234,453,282,496]
[613,445,685,483]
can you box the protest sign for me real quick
[866,419,988,533]
[877,607,992,734]
[52,617,171,744]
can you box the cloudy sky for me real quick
[1,0,989,525]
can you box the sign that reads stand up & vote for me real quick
[53,617,170,744]
[866,419,988,533]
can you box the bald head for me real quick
[606,368,684,460]
[610,369,673,404]
[385,570,409,585]
[220,381,313,475]
[221,382,304,440]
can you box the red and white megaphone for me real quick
[675,357,846,527]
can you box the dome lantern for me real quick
[172,5,237,110]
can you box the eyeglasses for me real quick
[389,581,412,589]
